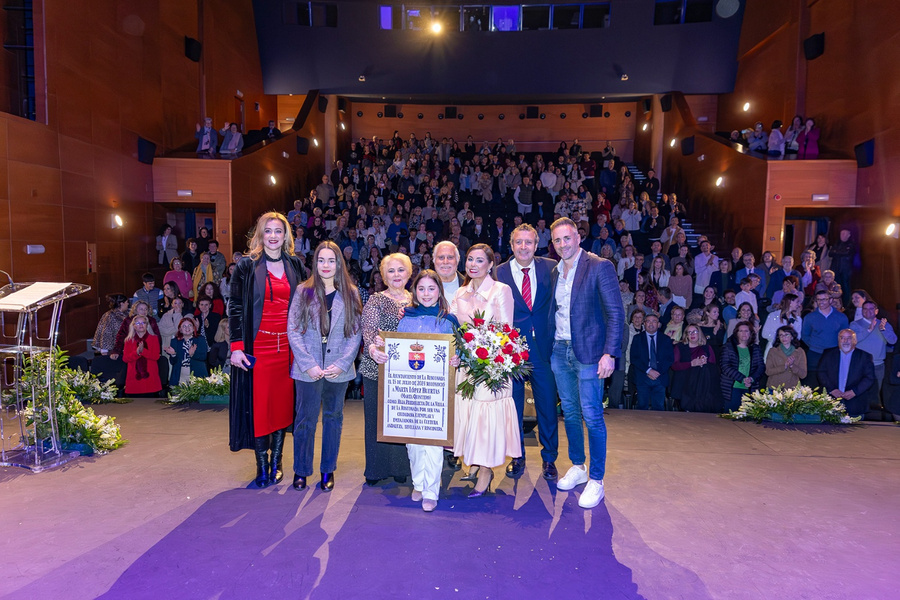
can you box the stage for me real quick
[0,400,897,599]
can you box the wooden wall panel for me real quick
[350,102,637,160]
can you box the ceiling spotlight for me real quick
[625,111,631,117]
[417,113,423,119]
[886,223,899,238]
[358,75,365,82]
[477,114,484,120]
[604,112,610,118]
[438,113,444,120]
[356,111,363,117]
[742,102,751,112]
[111,214,123,229]
[582,112,588,119]
[560,112,566,119]
[431,21,442,33]
[620,73,629,81]
[540,113,546,120]
[377,112,384,118]
[498,114,505,120]
[669,138,677,147]
[313,138,319,147]
[269,175,277,185]
[398,112,404,119]
[642,123,649,132]
[715,176,724,187]
[339,122,346,130]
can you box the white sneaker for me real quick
[411,490,423,502]
[556,465,589,491]
[578,479,605,508]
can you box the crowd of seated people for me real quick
[726,114,820,159]
[89,130,897,420]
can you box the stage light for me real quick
[431,21,442,33]
[339,122,346,130]
[669,138,677,147]
[886,223,899,238]
[715,176,724,187]
[312,138,319,147]
[742,102,751,112]
[269,175,277,185]
[111,214,123,229]
[642,123,649,132]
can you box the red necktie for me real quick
[522,267,533,311]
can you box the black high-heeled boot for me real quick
[269,429,286,484]
[253,435,270,488]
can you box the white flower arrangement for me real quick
[722,384,860,424]
[168,368,230,404]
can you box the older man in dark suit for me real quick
[496,224,559,480]
[819,329,877,418]
[549,218,625,509]
[630,313,675,410]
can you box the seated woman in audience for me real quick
[671,324,720,413]
[699,303,726,360]
[113,300,161,360]
[720,321,765,411]
[807,233,830,271]
[93,294,130,356]
[208,318,231,373]
[200,281,226,316]
[628,289,657,320]
[670,243,694,276]
[726,302,761,339]
[122,315,163,397]
[164,257,194,300]
[159,281,192,316]
[849,289,872,321]
[698,285,719,312]
[765,326,807,389]
[668,262,694,308]
[647,256,670,288]
[664,306,686,343]
[164,317,209,387]
[616,244,637,279]
[798,251,820,298]
[219,122,244,155]
[191,252,215,300]
[761,293,802,359]
[639,276,660,313]
[709,259,734,298]
[158,297,187,354]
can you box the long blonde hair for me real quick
[246,211,296,261]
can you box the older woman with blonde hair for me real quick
[228,211,305,488]
[360,252,414,486]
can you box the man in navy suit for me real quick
[549,218,624,509]
[496,224,559,480]
[630,314,675,411]
[818,329,877,418]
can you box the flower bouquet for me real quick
[168,368,230,404]
[453,311,532,400]
[721,384,860,424]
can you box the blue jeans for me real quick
[551,341,607,481]
[293,379,349,476]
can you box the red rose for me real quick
[512,354,521,365]
[473,318,485,327]
[475,347,489,360]
[520,350,529,361]
[502,343,514,355]
[493,355,505,363]
[489,324,495,331]
[507,329,519,340]
[502,324,511,333]
[463,332,475,343]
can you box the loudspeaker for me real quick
[184,36,202,62]
[589,104,604,118]
[681,136,695,156]
[804,33,825,60]
[297,137,310,155]
[384,104,398,118]
[318,96,328,113]
[660,94,673,112]
[526,106,539,119]
[854,139,874,168]
[338,97,347,113]
[444,106,457,119]
[642,98,652,114]
[137,137,156,165]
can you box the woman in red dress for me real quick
[229,212,306,488]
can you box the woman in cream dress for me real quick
[450,244,521,497]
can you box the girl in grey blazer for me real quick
[287,241,363,492]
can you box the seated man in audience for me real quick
[630,314,674,411]
[734,252,767,286]
[133,273,164,318]
[849,300,897,393]
[765,255,801,301]
[770,275,804,310]
[818,329,876,419]
[261,119,282,141]
[802,290,850,387]
[746,122,769,152]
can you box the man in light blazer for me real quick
[496,224,559,480]
[549,218,624,509]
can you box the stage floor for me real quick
[1,400,898,600]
